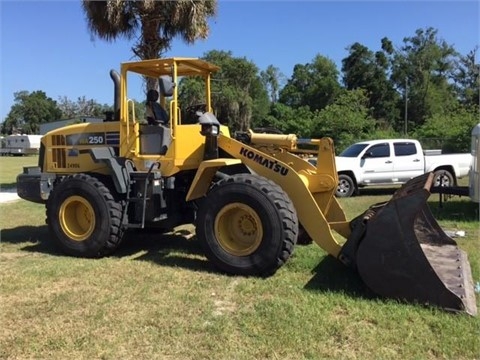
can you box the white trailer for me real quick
[0,134,42,156]
[427,123,480,203]
[469,123,480,203]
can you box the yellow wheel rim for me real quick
[59,195,95,242]
[214,203,263,256]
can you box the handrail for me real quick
[169,100,176,140]
[126,99,137,153]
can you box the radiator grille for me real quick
[52,148,66,168]
[52,135,66,146]
[51,135,66,168]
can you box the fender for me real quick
[185,158,243,201]
[90,147,130,194]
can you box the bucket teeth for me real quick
[420,243,477,315]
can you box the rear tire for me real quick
[433,170,454,187]
[196,174,298,277]
[46,174,125,257]
[336,174,355,198]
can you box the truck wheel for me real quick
[196,174,298,277]
[433,170,454,187]
[46,174,125,257]
[336,174,355,198]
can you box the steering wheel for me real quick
[186,103,207,115]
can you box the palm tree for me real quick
[82,0,217,88]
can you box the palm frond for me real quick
[82,0,217,59]
[82,0,138,42]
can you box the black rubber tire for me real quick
[336,174,355,198]
[433,169,454,187]
[46,174,125,257]
[196,174,298,277]
[297,225,313,245]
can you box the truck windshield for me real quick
[339,143,369,157]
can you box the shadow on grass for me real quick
[428,198,479,222]
[356,187,398,197]
[304,255,378,301]
[0,182,17,190]
[0,225,63,255]
[1,224,217,274]
[115,229,217,274]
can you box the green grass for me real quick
[0,155,38,189]
[1,157,479,359]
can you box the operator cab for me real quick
[116,57,222,172]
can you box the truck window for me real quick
[394,142,417,156]
[365,143,390,158]
[339,143,369,157]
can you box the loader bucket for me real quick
[340,173,477,315]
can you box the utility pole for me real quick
[404,77,408,136]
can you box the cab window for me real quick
[394,142,417,156]
[364,143,390,158]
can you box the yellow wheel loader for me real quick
[17,58,477,315]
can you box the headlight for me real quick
[200,123,220,136]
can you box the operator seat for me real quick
[146,89,168,125]
[140,77,174,155]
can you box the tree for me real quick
[312,89,376,152]
[260,65,285,103]
[57,96,78,119]
[414,105,479,153]
[453,47,480,107]
[57,96,112,119]
[390,27,459,131]
[1,91,62,134]
[249,76,271,129]
[259,103,315,137]
[342,42,400,128]
[82,0,217,89]
[178,50,269,132]
[279,55,341,111]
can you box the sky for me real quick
[1,0,479,122]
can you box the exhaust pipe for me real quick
[109,69,121,121]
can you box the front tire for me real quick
[196,174,298,277]
[336,174,355,198]
[46,174,125,257]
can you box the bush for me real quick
[414,105,479,152]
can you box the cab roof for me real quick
[121,57,220,78]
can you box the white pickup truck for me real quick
[330,139,471,197]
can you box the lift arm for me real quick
[216,134,351,257]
